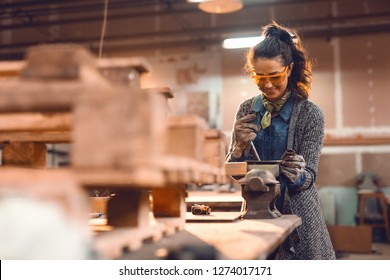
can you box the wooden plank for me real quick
[185,212,242,223]
[76,158,224,188]
[90,214,184,259]
[186,191,244,212]
[324,134,390,146]
[2,142,47,168]
[93,223,165,259]
[0,61,25,77]
[185,215,302,260]
[0,112,72,132]
[0,131,71,143]
[76,167,166,188]
[0,79,110,112]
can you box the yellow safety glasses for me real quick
[251,65,289,86]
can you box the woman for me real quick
[226,22,335,260]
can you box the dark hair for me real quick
[245,21,312,100]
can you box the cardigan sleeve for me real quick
[288,101,324,192]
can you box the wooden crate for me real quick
[0,44,111,113]
[72,88,167,169]
[327,225,372,253]
[165,115,207,162]
[204,129,227,168]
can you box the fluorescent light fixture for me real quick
[222,36,264,49]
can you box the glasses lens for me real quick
[269,75,285,84]
[251,66,288,86]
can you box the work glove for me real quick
[232,113,261,158]
[280,149,306,185]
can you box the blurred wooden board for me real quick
[185,215,302,260]
[185,211,242,223]
[0,112,72,132]
[186,190,243,212]
[327,225,372,253]
[119,214,302,260]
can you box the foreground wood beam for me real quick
[0,112,72,132]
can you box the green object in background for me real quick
[318,186,358,226]
[382,187,390,196]
[318,189,336,225]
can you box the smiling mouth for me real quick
[264,89,277,95]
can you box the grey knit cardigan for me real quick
[227,94,336,260]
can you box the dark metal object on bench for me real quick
[238,166,281,219]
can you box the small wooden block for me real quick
[224,162,248,176]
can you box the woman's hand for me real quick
[280,149,306,184]
[232,113,261,158]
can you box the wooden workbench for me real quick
[186,215,301,259]
[117,214,301,260]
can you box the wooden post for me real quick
[106,189,150,228]
[152,186,187,218]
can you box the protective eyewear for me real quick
[251,65,289,85]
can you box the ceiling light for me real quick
[198,0,243,14]
[222,36,264,49]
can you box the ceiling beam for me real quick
[1,22,390,60]
[1,11,389,49]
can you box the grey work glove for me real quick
[232,113,261,158]
[280,149,306,184]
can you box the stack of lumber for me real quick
[0,44,227,259]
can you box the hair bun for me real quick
[263,23,293,45]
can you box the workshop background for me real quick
[1,0,390,259]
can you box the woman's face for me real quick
[252,57,292,102]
